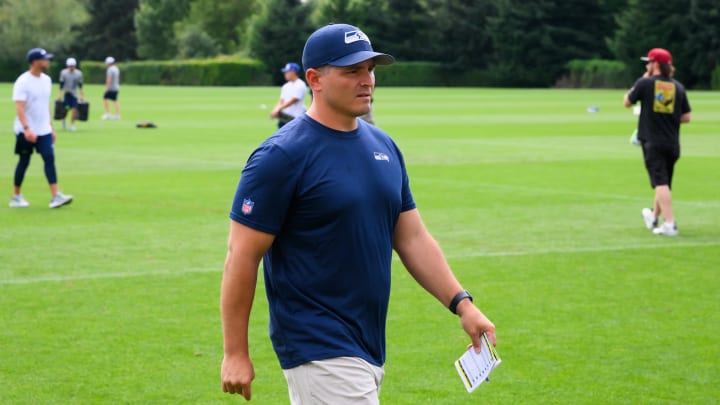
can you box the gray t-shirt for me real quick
[106,65,120,91]
[59,68,83,97]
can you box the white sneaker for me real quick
[102,113,110,120]
[49,192,73,208]
[9,195,30,208]
[112,114,120,120]
[641,208,657,230]
[653,222,678,236]
[69,124,77,132]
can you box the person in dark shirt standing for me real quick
[624,48,691,236]
[220,23,496,403]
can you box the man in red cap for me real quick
[624,48,692,236]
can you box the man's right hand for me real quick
[221,353,255,400]
[24,129,38,143]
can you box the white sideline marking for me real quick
[2,240,718,286]
[417,179,720,208]
[445,240,720,259]
[0,267,220,286]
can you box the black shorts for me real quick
[642,143,679,189]
[15,133,54,156]
[104,90,119,101]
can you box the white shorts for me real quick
[283,357,385,405]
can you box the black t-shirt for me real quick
[627,75,691,147]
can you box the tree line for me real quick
[0,0,718,88]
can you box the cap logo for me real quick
[345,30,370,45]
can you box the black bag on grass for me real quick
[54,100,66,120]
[77,102,89,121]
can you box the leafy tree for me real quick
[0,0,88,61]
[72,0,140,61]
[490,0,608,86]
[684,0,720,87]
[135,0,191,60]
[427,0,496,68]
[312,0,363,26]
[180,0,256,54]
[608,0,690,82]
[246,0,314,83]
[381,0,434,61]
[177,25,219,59]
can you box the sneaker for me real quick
[69,124,77,132]
[49,192,73,209]
[9,195,30,208]
[641,208,657,230]
[653,222,678,236]
[102,113,110,120]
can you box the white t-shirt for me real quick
[13,71,53,136]
[280,78,307,118]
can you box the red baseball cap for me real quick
[641,48,672,64]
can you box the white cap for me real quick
[66,57,77,67]
[105,56,115,65]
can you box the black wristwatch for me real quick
[449,290,473,315]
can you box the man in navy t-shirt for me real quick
[221,23,497,404]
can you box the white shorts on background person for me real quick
[283,357,384,405]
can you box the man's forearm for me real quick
[221,253,260,356]
[396,232,463,307]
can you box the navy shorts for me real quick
[104,90,119,101]
[642,143,679,189]
[15,133,54,156]
[64,93,78,109]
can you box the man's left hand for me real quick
[270,106,280,119]
[456,299,496,352]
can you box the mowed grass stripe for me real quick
[0,85,718,404]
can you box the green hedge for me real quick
[2,57,272,86]
[712,64,720,90]
[74,57,272,86]
[374,61,491,87]
[3,58,514,87]
[0,59,25,82]
[559,59,633,89]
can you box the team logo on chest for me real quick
[241,198,255,215]
[374,152,390,162]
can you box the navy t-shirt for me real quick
[230,114,416,369]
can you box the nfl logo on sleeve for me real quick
[241,199,255,215]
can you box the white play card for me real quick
[454,333,501,393]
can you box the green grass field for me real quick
[1,83,718,404]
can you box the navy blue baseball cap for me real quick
[281,62,302,73]
[26,48,53,63]
[302,24,394,71]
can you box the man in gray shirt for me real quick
[58,57,84,131]
[102,56,120,120]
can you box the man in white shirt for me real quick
[10,48,73,209]
[271,62,307,128]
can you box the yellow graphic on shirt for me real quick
[653,80,675,114]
